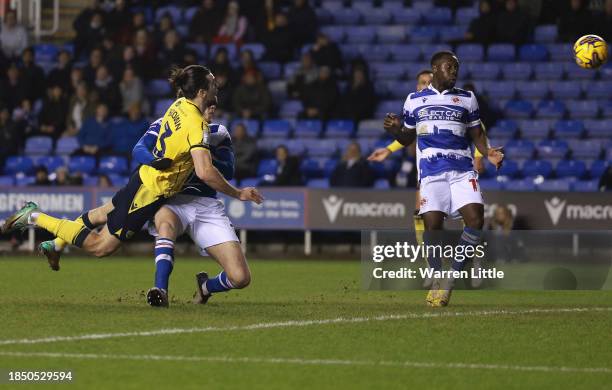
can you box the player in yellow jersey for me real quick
[2,65,263,259]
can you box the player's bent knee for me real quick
[227,268,251,289]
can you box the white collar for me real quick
[428,84,453,95]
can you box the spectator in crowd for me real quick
[0,64,25,112]
[287,0,317,48]
[310,33,343,75]
[190,0,223,43]
[596,0,612,43]
[0,106,22,165]
[153,13,176,49]
[215,70,234,116]
[74,10,106,59]
[465,0,497,45]
[20,48,46,101]
[494,0,531,44]
[599,166,612,191]
[300,66,338,120]
[287,52,318,99]
[559,0,593,42]
[272,145,302,186]
[75,102,111,157]
[263,13,294,63]
[111,103,148,155]
[119,67,146,114]
[66,81,97,137]
[72,0,104,40]
[101,35,124,81]
[133,29,157,79]
[118,45,144,79]
[232,123,258,180]
[157,30,186,77]
[214,1,248,44]
[13,99,37,138]
[232,70,272,119]
[236,49,261,81]
[47,50,72,91]
[98,174,113,188]
[68,67,85,96]
[53,166,82,186]
[33,166,51,186]
[253,0,281,41]
[0,10,29,59]
[338,67,376,122]
[488,205,514,232]
[106,0,133,41]
[38,84,69,139]
[83,47,104,86]
[93,65,121,115]
[330,142,374,188]
[209,47,235,81]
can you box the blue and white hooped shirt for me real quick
[402,85,481,180]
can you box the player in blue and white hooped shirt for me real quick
[383,51,504,307]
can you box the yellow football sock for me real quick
[52,216,85,251]
[36,214,90,247]
[414,213,424,246]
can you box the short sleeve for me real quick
[403,95,416,129]
[467,91,481,129]
[187,116,209,151]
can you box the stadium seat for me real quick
[478,178,504,190]
[107,174,129,187]
[369,159,399,178]
[502,62,532,80]
[504,100,533,118]
[285,139,306,156]
[186,43,208,60]
[210,43,236,60]
[497,159,519,178]
[568,139,603,159]
[240,177,260,187]
[354,44,392,63]
[294,120,322,138]
[455,7,479,24]
[392,8,421,24]
[537,140,569,159]
[0,175,14,186]
[146,79,172,98]
[258,62,282,79]
[439,25,466,42]
[409,26,438,43]
[305,140,338,157]
[599,100,612,118]
[377,26,406,44]
[567,100,599,119]
[183,6,198,23]
[68,156,96,174]
[4,156,34,175]
[522,159,553,178]
[456,43,484,62]
[256,138,285,154]
[565,63,597,80]
[24,136,53,156]
[320,26,345,43]
[374,178,390,189]
[423,7,452,24]
[99,156,128,175]
[538,178,571,191]
[333,9,361,25]
[278,100,303,117]
[362,9,391,24]
[154,98,174,117]
[487,44,515,62]
[546,43,573,62]
[32,156,64,172]
[506,178,536,191]
[389,44,422,62]
[155,5,181,23]
[356,120,382,138]
[572,179,600,192]
[589,160,609,178]
[419,43,452,62]
[556,159,586,179]
[371,63,406,80]
[504,140,535,159]
[326,120,355,138]
[534,63,564,80]
[268,80,287,104]
[55,137,79,155]
[536,100,565,119]
[468,63,500,79]
[375,100,404,117]
[231,119,260,137]
[262,120,291,138]
[15,176,35,186]
[357,138,378,155]
[518,44,548,62]
[301,158,326,178]
[517,81,549,99]
[486,81,516,99]
[584,120,612,138]
[534,25,558,43]
[241,43,265,61]
[345,26,377,44]
[33,43,58,62]
[257,159,278,177]
[518,119,552,140]
[548,81,579,100]
[553,120,584,139]
[381,1,405,10]
[307,178,330,188]
[584,80,612,99]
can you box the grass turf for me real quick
[0,256,610,390]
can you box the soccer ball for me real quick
[573,34,608,69]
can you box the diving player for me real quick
[382,51,504,307]
[2,65,263,262]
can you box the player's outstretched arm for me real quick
[132,121,173,170]
[383,113,416,146]
[191,148,263,204]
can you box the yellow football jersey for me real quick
[139,97,210,197]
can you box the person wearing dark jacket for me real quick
[310,33,343,74]
[263,13,294,63]
[330,142,374,188]
[494,0,531,44]
[559,0,593,42]
[465,0,497,45]
[338,67,375,122]
[287,0,317,48]
[190,0,223,43]
[232,123,258,180]
[273,145,302,186]
[37,85,69,139]
[300,66,338,120]
[232,70,272,119]
[20,48,45,101]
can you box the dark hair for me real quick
[430,51,457,67]
[168,65,212,99]
[416,69,433,80]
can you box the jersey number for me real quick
[154,122,173,158]
[469,178,478,192]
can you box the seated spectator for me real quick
[595,0,612,43]
[310,33,343,75]
[47,50,73,91]
[111,103,148,155]
[271,145,302,186]
[33,166,51,186]
[232,70,272,119]
[83,47,104,86]
[300,66,338,120]
[98,174,113,188]
[119,67,146,114]
[0,106,22,166]
[106,0,132,41]
[465,0,497,45]
[253,0,280,41]
[494,0,531,44]
[20,48,45,101]
[0,10,28,60]
[189,0,223,44]
[132,29,157,79]
[338,67,375,122]
[101,35,124,81]
[74,10,106,59]
[66,81,97,137]
[93,65,121,114]
[263,13,294,63]
[75,102,111,157]
[153,12,175,49]
[0,63,25,112]
[208,47,235,81]
[214,1,248,44]
[288,0,317,48]
[559,0,593,42]
[232,123,258,180]
[118,45,144,79]
[488,205,515,232]
[236,49,262,81]
[115,11,147,46]
[215,70,234,116]
[287,52,318,99]
[53,166,82,186]
[330,142,374,188]
[13,99,37,137]
[68,67,84,95]
[38,84,69,139]
[157,30,186,77]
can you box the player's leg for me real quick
[195,241,250,303]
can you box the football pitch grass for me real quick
[0,256,610,389]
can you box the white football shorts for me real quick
[418,170,483,218]
[148,194,239,256]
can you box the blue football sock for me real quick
[203,271,234,294]
[154,238,174,291]
[423,230,442,271]
[452,227,482,272]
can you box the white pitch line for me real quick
[0,351,610,374]
[0,307,609,347]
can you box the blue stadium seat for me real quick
[423,7,452,24]
[24,136,53,156]
[455,7,479,24]
[154,98,173,117]
[583,80,612,99]
[488,127,516,140]
[241,43,265,61]
[32,156,64,172]
[326,120,355,138]
[567,100,599,119]
[307,178,330,188]
[357,120,382,138]
[584,120,612,138]
[599,100,612,118]
[439,26,466,42]
[516,81,549,99]
[568,139,603,159]
[268,80,287,104]
[357,138,378,154]
[55,137,79,155]
[333,9,361,25]
[392,8,422,24]
[546,43,573,61]
[487,44,515,62]
[504,100,533,118]
[146,79,172,98]
[258,62,282,79]
[502,62,532,80]
[565,63,597,80]
[548,81,579,99]
[468,63,500,80]
[155,6,181,23]
[304,140,337,157]
[518,119,552,140]
[374,178,390,189]
[240,178,260,187]
[99,156,128,175]
[534,25,558,43]
[572,179,600,192]
[210,43,236,60]
[536,100,565,119]
[315,8,333,24]
[294,120,322,138]
[504,140,535,159]
[257,159,278,177]
[589,160,609,178]
[186,43,208,60]
[537,140,569,159]
[494,119,519,132]
[479,178,504,190]
[283,61,301,79]
[183,6,198,23]
[389,44,422,62]
[33,43,58,62]
[506,178,536,191]
[301,158,326,178]
[285,139,306,156]
[369,159,400,178]
[262,120,291,138]
[409,26,438,43]
[107,174,129,187]
[68,156,96,174]
[371,62,406,80]
[356,44,392,62]
[381,1,405,10]
[231,119,260,137]
[0,175,14,186]
[534,63,564,80]
[486,81,516,99]
[15,176,35,186]
[375,100,404,117]
[4,156,34,175]
[518,44,549,62]
[554,120,584,139]
[362,8,391,24]
[556,159,586,179]
[256,138,285,154]
[386,81,413,99]
[377,26,406,44]
[538,178,571,191]
[522,159,553,178]
[345,26,377,44]
[320,26,345,43]
[279,100,303,117]
[498,159,519,178]
[456,43,484,62]
[419,43,452,62]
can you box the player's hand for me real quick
[383,113,402,133]
[239,187,264,204]
[150,157,173,170]
[367,148,392,162]
[487,147,504,170]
